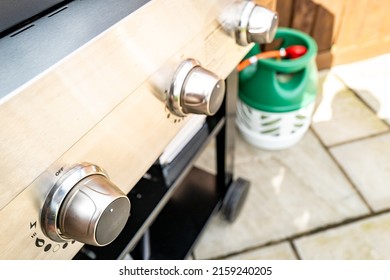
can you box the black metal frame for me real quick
[74,70,244,260]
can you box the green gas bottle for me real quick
[236,27,318,150]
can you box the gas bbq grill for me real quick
[0,0,277,260]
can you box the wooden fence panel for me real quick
[260,0,390,68]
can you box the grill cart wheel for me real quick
[220,178,250,223]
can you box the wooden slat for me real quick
[312,0,346,44]
[332,39,390,67]
[291,0,318,35]
[334,0,390,56]
[275,0,294,27]
[311,5,334,52]
[316,50,333,70]
[379,0,390,40]
[335,0,368,48]
[359,0,388,44]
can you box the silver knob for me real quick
[41,163,130,246]
[167,59,225,117]
[219,1,278,46]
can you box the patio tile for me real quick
[330,133,390,211]
[332,54,390,125]
[193,131,369,259]
[222,242,296,260]
[311,72,388,147]
[294,212,390,259]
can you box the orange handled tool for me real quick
[237,45,307,72]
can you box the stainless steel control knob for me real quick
[41,163,130,246]
[167,59,225,117]
[219,1,278,46]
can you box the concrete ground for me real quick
[193,53,390,260]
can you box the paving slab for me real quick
[194,131,369,259]
[294,212,390,259]
[332,54,390,125]
[311,72,388,146]
[223,242,296,260]
[330,133,390,211]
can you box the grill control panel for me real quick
[0,0,276,260]
[40,163,131,247]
